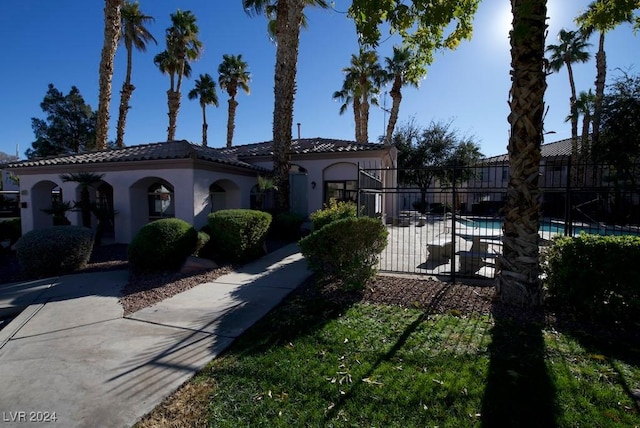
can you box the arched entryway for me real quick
[31,180,65,229]
[208,179,240,212]
[148,181,175,220]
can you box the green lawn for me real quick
[140,284,640,427]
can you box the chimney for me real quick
[297,123,301,141]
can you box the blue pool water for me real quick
[458,218,639,237]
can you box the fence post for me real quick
[564,156,573,236]
[451,162,457,282]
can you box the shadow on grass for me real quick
[481,305,558,427]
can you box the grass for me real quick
[137,282,640,427]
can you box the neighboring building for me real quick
[6,139,397,243]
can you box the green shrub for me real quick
[208,209,272,262]
[128,218,198,273]
[0,218,22,247]
[299,217,388,289]
[194,231,210,256]
[273,212,306,241]
[15,226,94,277]
[543,234,640,325]
[309,198,357,231]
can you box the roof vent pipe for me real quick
[297,123,301,141]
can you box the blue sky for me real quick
[0,1,637,159]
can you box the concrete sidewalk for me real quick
[0,244,310,428]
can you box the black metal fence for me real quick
[358,159,640,280]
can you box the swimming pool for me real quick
[457,217,639,237]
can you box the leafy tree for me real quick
[348,1,479,68]
[497,0,548,307]
[96,0,122,150]
[576,0,639,151]
[159,10,202,141]
[594,72,640,187]
[26,84,97,159]
[546,29,591,183]
[334,48,386,144]
[218,54,251,148]
[115,1,156,148]
[394,119,482,211]
[383,46,424,144]
[188,73,219,147]
[243,0,330,213]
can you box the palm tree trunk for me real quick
[353,96,362,143]
[96,0,122,150]
[115,83,134,148]
[567,62,579,186]
[115,41,135,148]
[361,95,370,143]
[496,0,547,307]
[201,104,208,147]
[226,98,238,148]
[592,32,606,153]
[385,77,403,144]
[167,90,180,141]
[272,0,304,213]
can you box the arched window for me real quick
[209,183,226,212]
[148,182,174,220]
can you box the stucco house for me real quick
[7,138,397,243]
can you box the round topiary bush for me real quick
[208,209,272,262]
[15,225,94,278]
[128,218,198,273]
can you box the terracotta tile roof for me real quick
[221,138,387,158]
[483,136,581,163]
[6,140,269,172]
[6,138,386,170]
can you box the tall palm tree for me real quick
[546,29,591,184]
[336,48,386,144]
[154,50,193,139]
[333,79,362,143]
[576,0,636,154]
[188,73,219,146]
[163,10,202,141]
[115,1,156,148]
[95,0,122,150]
[569,89,595,160]
[383,46,424,144]
[243,0,329,213]
[496,0,548,306]
[218,54,251,148]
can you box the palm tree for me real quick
[163,10,202,141]
[335,48,386,144]
[60,172,105,228]
[497,0,548,306]
[576,1,636,154]
[546,29,591,184]
[154,50,192,140]
[115,1,156,148]
[333,79,362,144]
[188,73,219,146]
[217,54,251,148]
[243,0,329,213]
[95,0,122,150]
[569,89,595,160]
[383,46,424,144]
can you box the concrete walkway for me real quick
[0,244,310,427]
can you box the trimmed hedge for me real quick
[299,217,388,289]
[128,218,198,273]
[15,226,94,277]
[194,231,211,256]
[0,218,21,248]
[272,212,306,241]
[309,198,357,231]
[543,234,640,325]
[208,209,272,262]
